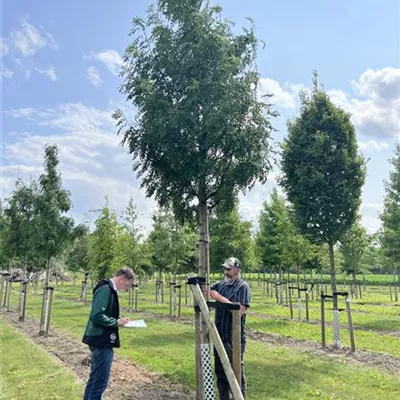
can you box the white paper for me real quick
[124,319,147,328]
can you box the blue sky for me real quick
[1,0,399,233]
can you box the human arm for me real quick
[90,286,125,327]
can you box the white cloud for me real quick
[258,78,301,109]
[360,203,383,234]
[361,203,382,212]
[0,38,9,57]
[1,66,14,79]
[7,107,36,119]
[88,49,123,76]
[358,140,389,152]
[3,103,157,231]
[7,18,58,57]
[24,69,32,80]
[36,65,58,81]
[87,66,103,87]
[351,67,400,101]
[328,67,400,139]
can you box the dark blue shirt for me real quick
[211,278,251,344]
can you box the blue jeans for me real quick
[83,346,114,400]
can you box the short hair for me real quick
[115,267,134,280]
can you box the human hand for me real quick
[209,290,220,301]
[117,317,130,326]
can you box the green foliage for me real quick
[281,81,366,246]
[361,236,386,274]
[66,225,89,275]
[284,229,315,276]
[147,209,197,275]
[114,0,275,221]
[3,179,39,268]
[87,199,119,279]
[0,200,9,268]
[118,197,143,270]
[255,189,293,270]
[281,74,366,290]
[209,203,258,272]
[256,189,316,276]
[35,145,74,261]
[380,142,400,270]
[340,220,370,278]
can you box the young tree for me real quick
[3,180,39,277]
[114,0,276,282]
[380,142,400,278]
[0,199,9,269]
[255,189,292,277]
[281,73,366,294]
[119,197,143,270]
[147,211,175,279]
[340,220,370,283]
[66,225,90,280]
[36,145,74,285]
[147,209,197,278]
[87,199,119,280]
[209,204,257,272]
[284,226,315,284]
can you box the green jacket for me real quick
[82,279,120,348]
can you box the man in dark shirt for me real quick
[209,257,251,400]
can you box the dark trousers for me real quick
[83,346,114,400]
[215,342,246,400]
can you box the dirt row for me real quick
[1,310,195,400]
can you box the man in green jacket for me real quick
[82,267,134,400]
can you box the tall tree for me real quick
[380,142,400,277]
[281,73,366,294]
[36,145,74,284]
[114,0,276,282]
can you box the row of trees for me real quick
[0,146,74,282]
[0,140,398,288]
[0,146,258,280]
[1,0,399,293]
[67,198,259,280]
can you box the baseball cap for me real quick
[220,257,241,269]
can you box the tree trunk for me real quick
[45,257,50,288]
[352,270,357,299]
[328,242,337,308]
[198,201,210,284]
[23,258,28,281]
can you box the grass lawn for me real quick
[0,317,83,400]
[5,285,400,400]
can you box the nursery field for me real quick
[1,276,399,400]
